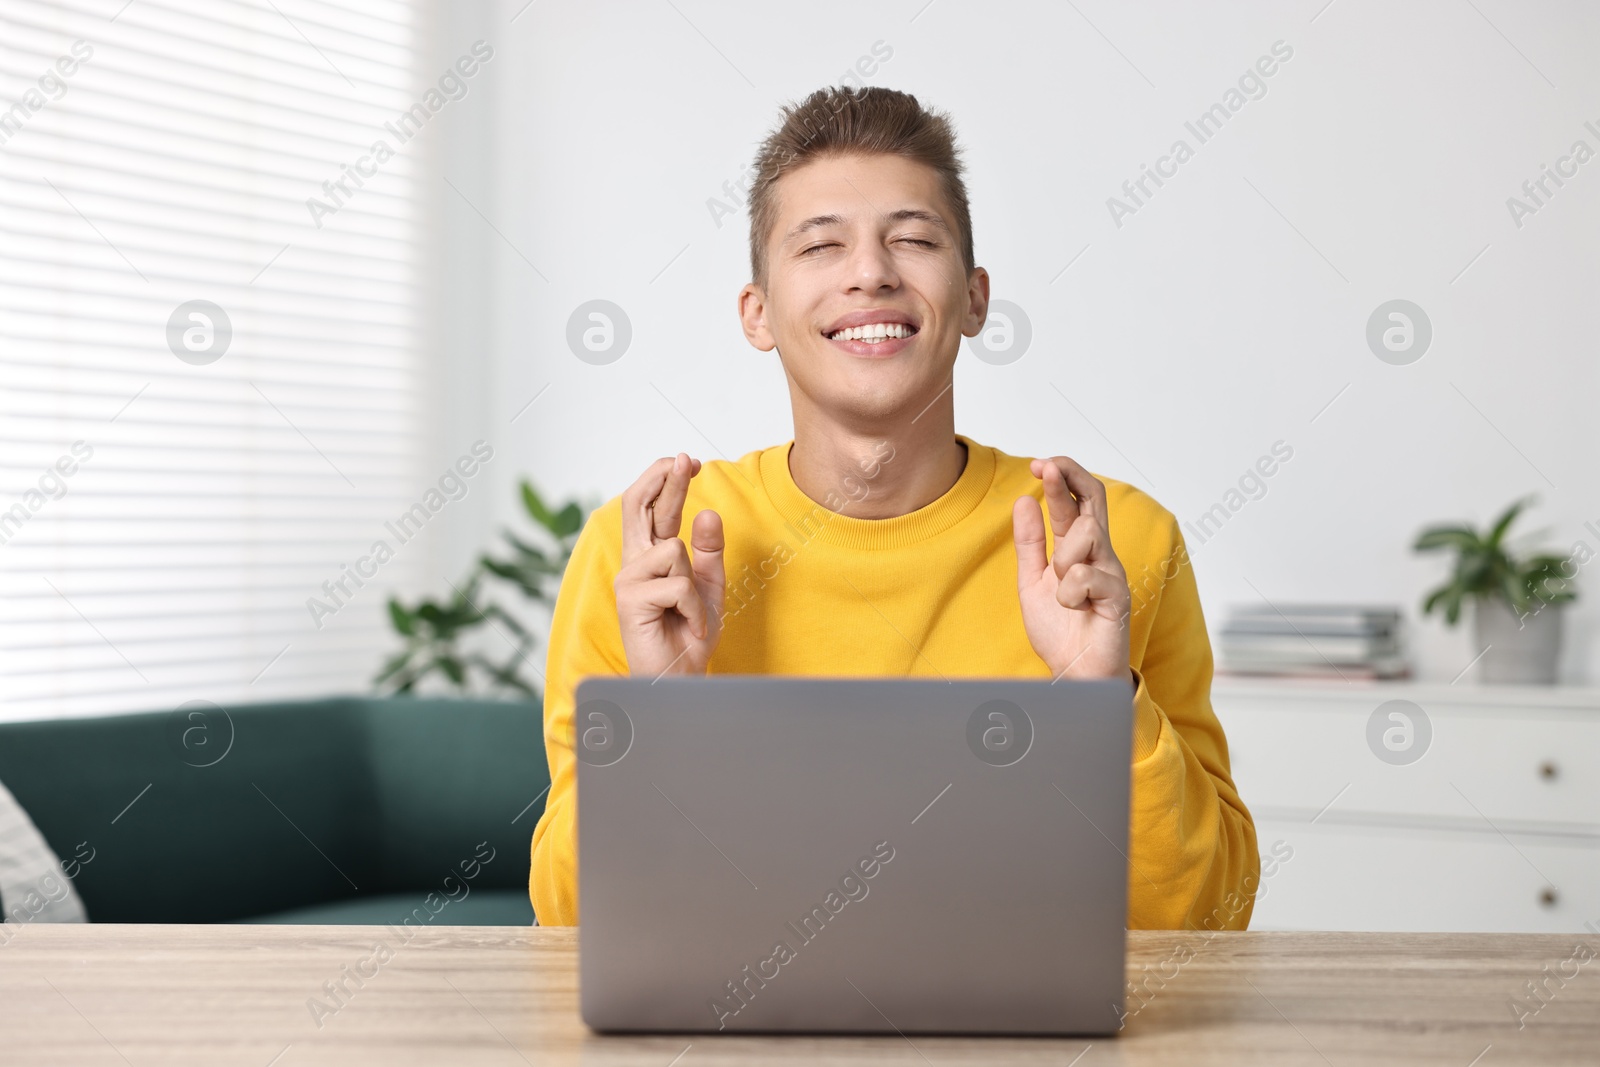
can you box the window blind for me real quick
[0,0,427,720]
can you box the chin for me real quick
[791,348,952,423]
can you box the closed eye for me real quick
[802,239,938,255]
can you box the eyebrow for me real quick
[783,208,952,244]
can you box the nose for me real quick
[844,238,900,294]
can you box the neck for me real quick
[787,392,967,520]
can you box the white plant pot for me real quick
[1472,598,1563,684]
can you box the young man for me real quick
[530,87,1258,931]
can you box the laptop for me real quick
[575,675,1132,1035]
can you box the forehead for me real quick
[771,153,950,233]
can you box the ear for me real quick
[738,282,778,351]
[961,265,992,339]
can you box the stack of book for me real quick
[1218,604,1409,679]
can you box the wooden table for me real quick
[3,924,1596,1065]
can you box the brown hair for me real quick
[746,86,974,289]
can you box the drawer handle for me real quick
[1538,761,1559,781]
[1539,887,1559,908]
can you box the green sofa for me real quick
[0,696,548,925]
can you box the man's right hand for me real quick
[615,453,726,677]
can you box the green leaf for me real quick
[387,599,416,636]
[521,481,556,528]
[468,653,537,696]
[436,655,467,687]
[479,556,524,580]
[1520,553,1570,575]
[488,552,558,581]
[1413,526,1481,553]
[480,557,546,599]
[483,604,530,637]
[500,531,551,563]
[1456,554,1496,594]
[1523,556,1576,605]
[373,650,413,686]
[441,599,482,629]
[1486,496,1532,552]
[1500,569,1530,613]
[552,502,585,538]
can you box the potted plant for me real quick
[376,481,588,697]
[1413,496,1578,684]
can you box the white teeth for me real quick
[828,322,914,342]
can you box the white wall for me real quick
[437,0,1600,683]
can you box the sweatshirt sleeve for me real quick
[1124,517,1260,931]
[529,499,627,926]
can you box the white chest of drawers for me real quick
[1211,679,1600,933]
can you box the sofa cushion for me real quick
[0,777,88,927]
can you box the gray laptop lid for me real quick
[576,676,1132,1035]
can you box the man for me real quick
[530,86,1258,932]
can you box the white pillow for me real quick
[0,777,88,929]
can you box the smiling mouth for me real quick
[824,323,919,344]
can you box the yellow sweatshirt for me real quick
[529,434,1259,931]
